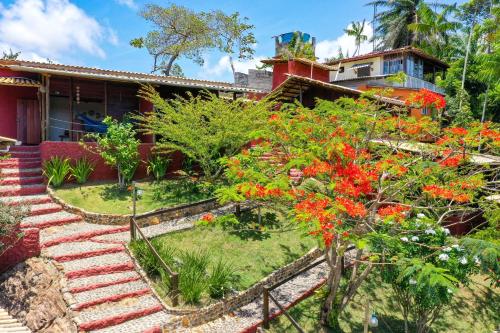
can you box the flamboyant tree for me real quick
[216,89,498,328]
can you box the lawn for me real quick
[151,210,318,290]
[52,178,212,214]
[268,274,499,333]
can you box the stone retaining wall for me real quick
[48,188,218,227]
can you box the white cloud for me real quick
[199,55,270,80]
[0,0,116,61]
[316,22,374,62]
[115,0,138,10]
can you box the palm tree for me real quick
[368,0,446,50]
[344,20,368,56]
[408,3,461,59]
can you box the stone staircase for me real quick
[0,146,171,333]
[0,307,31,333]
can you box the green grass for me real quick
[151,210,318,290]
[52,178,211,214]
[268,274,499,333]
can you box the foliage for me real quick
[84,117,140,188]
[344,20,368,56]
[43,156,72,188]
[131,4,256,77]
[370,215,478,333]
[136,87,272,182]
[178,250,210,304]
[215,94,496,328]
[71,158,94,184]
[208,258,235,299]
[280,31,316,60]
[147,155,170,181]
[1,48,20,60]
[0,202,27,256]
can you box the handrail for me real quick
[130,182,179,306]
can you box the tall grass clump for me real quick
[71,158,95,184]
[179,250,210,304]
[43,157,71,187]
[208,258,235,299]
[147,155,170,181]
[130,240,160,277]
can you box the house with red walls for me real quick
[0,60,263,180]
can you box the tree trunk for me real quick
[163,55,178,76]
[459,23,475,113]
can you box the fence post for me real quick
[263,286,270,329]
[130,181,137,241]
[171,272,179,307]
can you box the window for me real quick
[339,66,345,73]
[421,107,430,115]
[352,63,372,77]
[383,57,403,74]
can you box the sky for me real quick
[0,0,465,83]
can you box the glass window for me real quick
[383,57,403,74]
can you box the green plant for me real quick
[71,158,95,184]
[43,156,72,187]
[130,240,160,277]
[208,258,235,299]
[0,202,27,256]
[179,250,209,303]
[147,155,170,181]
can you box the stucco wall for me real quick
[0,69,39,140]
[330,56,383,81]
[271,61,330,90]
[0,226,40,273]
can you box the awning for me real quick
[0,76,41,87]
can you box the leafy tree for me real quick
[135,86,272,183]
[84,117,140,187]
[1,48,20,60]
[215,90,497,329]
[131,4,214,76]
[280,31,316,60]
[212,11,256,82]
[344,20,368,56]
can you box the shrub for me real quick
[208,258,235,299]
[71,158,95,184]
[0,202,27,255]
[147,155,170,181]
[130,240,160,277]
[179,250,209,304]
[43,157,72,187]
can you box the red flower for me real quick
[335,197,367,217]
[378,205,409,222]
[201,213,214,222]
[447,127,468,136]
[423,185,470,203]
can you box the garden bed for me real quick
[51,178,212,215]
[130,209,318,308]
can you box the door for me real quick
[17,100,40,145]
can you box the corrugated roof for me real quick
[267,74,405,107]
[0,76,41,87]
[261,57,336,71]
[0,60,264,93]
[324,46,448,68]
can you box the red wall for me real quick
[271,61,330,90]
[0,226,40,273]
[40,141,184,182]
[0,69,39,140]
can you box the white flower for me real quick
[425,228,436,235]
[451,244,462,251]
[443,247,452,252]
[409,278,417,285]
[459,257,468,265]
[400,237,409,242]
[473,256,481,265]
[447,288,453,294]
[417,213,426,219]
[411,236,419,242]
[442,227,450,235]
[439,253,449,261]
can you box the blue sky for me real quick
[0,0,465,82]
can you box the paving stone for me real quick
[44,241,123,259]
[68,271,141,291]
[90,310,171,333]
[40,222,124,245]
[61,252,132,273]
[21,211,81,227]
[73,280,150,306]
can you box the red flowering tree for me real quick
[215,94,498,328]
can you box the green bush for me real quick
[147,155,170,181]
[71,158,94,184]
[179,250,210,304]
[130,240,160,277]
[43,157,72,187]
[208,258,235,299]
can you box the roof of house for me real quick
[267,74,405,107]
[0,60,264,93]
[0,76,41,87]
[260,57,336,71]
[324,46,449,68]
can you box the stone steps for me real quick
[29,202,63,216]
[0,308,31,333]
[40,223,129,248]
[90,310,170,333]
[0,175,44,186]
[6,152,40,159]
[0,184,46,197]
[20,210,82,229]
[0,194,52,206]
[7,146,39,152]
[0,168,42,178]
[0,160,41,169]
[46,241,124,262]
[68,271,141,294]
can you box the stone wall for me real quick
[0,257,77,333]
[0,226,40,273]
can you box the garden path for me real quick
[1,145,330,333]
